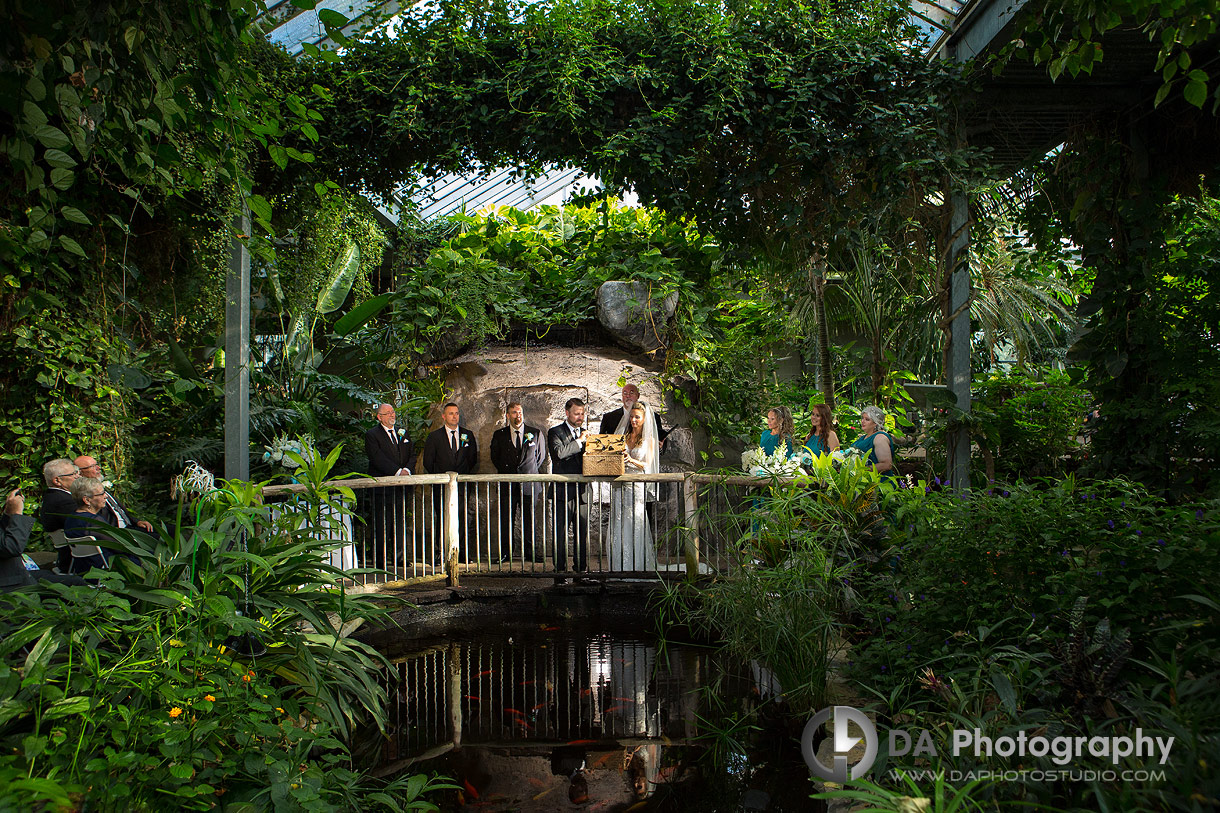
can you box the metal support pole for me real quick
[947,188,972,488]
[224,207,251,482]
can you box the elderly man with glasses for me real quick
[74,455,154,533]
[38,458,80,573]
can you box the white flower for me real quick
[460,433,469,443]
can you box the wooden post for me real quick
[447,641,462,749]
[446,473,460,587]
[682,473,700,579]
[224,207,250,481]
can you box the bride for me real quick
[609,402,658,572]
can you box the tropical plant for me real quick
[0,450,453,811]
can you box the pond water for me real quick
[362,600,822,812]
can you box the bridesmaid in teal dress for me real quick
[761,406,798,459]
[851,405,896,477]
[803,403,840,458]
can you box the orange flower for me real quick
[242,674,251,683]
[169,707,183,718]
[204,694,216,702]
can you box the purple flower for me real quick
[1107,520,1115,529]
[1137,529,1143,535]
[1156,539,1166,546]
[1197,509,1205,520]
[1002,490,1010,497]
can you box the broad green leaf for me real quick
[334,293,391,336]
[34,124,70,149]
[44,148,77,168]
[1184,79,1207,108]
[60,205,90,225]
[247,194,272,222]
[45,696,91,719]
[315,242,360,314]
[58,235,88,258]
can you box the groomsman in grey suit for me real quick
[490,402,547,563]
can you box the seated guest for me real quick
[74,455,154,532]
[1,488,85,591]
[39,458,80,573]
[63,477,121,575]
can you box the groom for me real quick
[547,398,589,574]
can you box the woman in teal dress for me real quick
[761,406,798,459]
[803,403,840,458]
[851,405,896,477]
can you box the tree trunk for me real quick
[813,265,835,409]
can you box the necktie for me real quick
[106,495,128,529]
[450,430,457,452]
[387,428,397,445]
[515,430,521,449]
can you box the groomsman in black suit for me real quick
[490,402,548,563]
[547,398,588,573]
[422,402,478,562]
[363,403,415,568]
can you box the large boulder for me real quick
[596,281,678,353]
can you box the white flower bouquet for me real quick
[263,433,316,470]
[741,446,803,477]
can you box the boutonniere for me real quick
[525,432,534,442]
[395,428,406,438]
[460,433,469,446]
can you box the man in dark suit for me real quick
[363,403,416,568]
[38,458,79,573]
[547,397,589,573]
[490,402,547,563]
[599,383,668,447]
[422,402,478,563]
[75,455,154,534]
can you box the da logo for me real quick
[801,705,879,782]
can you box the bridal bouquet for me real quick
[263,433,316,470]
[741,446,803,477]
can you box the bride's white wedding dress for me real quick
[609,436,657,572]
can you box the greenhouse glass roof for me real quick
[258,1,981,220]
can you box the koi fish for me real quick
[526,777,547,789]
[504,708,526,717]
[542,625,559,631]
[518,680,536,686]
[462,779,479,800]
[463,695,481,701]
[533,787,555,801]
[603,704,629,713]
[474,669,494,677]
[514,719,535,731]
[532,702,548,711]
[566,739,597,746]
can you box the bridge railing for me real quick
[262,471,790,586]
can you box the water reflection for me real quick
[373,615,817,812]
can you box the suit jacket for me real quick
[422,425,478,474]
[99,493,141,530]
[38,488,77,533]
[599,406,668,441]
[547,423,586,475]
[490,424,547,475]
[0,514,36,590]
[365,423,416,477]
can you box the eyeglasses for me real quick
[89,492,106,498]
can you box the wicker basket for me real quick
[583,433,626,476]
